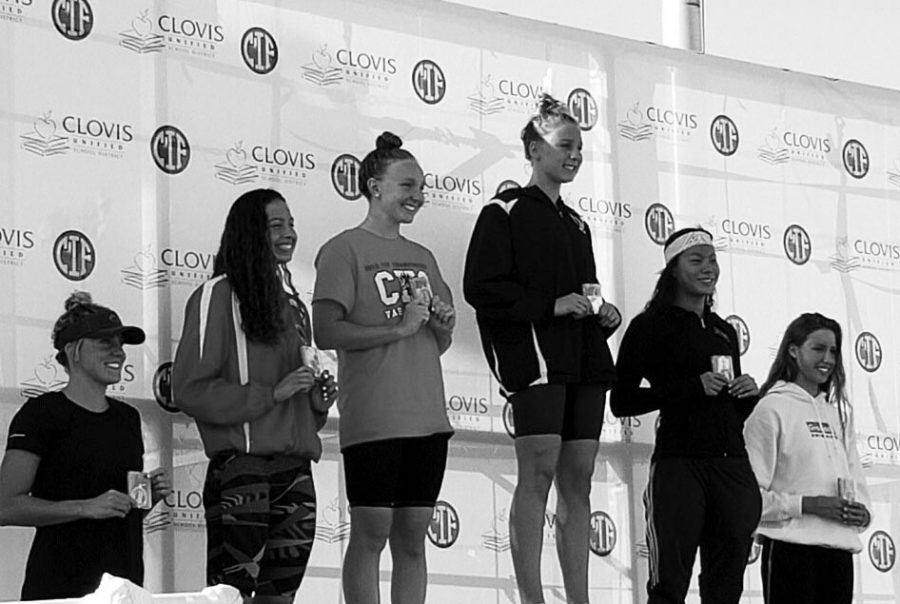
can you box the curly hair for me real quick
[213,188,287,344]
[760,312,849,441]
[51,291,108,368]
[520,92,578,160]
[358,131,417,200]
[646,227,716,312]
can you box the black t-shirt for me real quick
[5,391,145,599]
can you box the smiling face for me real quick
[529,121,583,184]
[265,198,297,264]
[369,158,426,225]
[673,244,719,301]
[790,328,837,397]
[68,335,127,386]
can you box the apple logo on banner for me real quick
[567,88,598,131]
[53,230,95,281]
[52,0,94,41]
[331,154,363,201]
[855,332,882,373]
[412,59,446,105]
[20,111,70,157]
[842,139,869,179]
[241,27,278,75]
[589,511,617,557]
[427,501,460,548]
[710,115,739,156]
[151,125,190,174]
[644,203,674,245]
[783,224,812,265]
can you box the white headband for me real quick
[663,230,713,265]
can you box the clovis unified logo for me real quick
[214,140,315,187]
[830,235,900,273]
[122,246,214,290]
[52,0,93,41]
[757,127,833,167]
[20,110,134,160]
[618,102,698,143]
[301,43,397,89]
[0,224,35,267]
[119,9,223,57]
[423,170,483,214]
[467,75,545,116]
[1,0,36,25]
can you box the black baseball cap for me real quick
[55,311,146,348]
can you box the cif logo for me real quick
[725,315,750,356]
[331,154,363,201]
[869,531,896,572]
[52,0,93,41]
[589,511,616,557]
[153,362,177,412]
[412,59,446,105]
[427,501,459,548]
[783,224,812,265]
[644,203,674,245]
[567,88,598,131]
[53,230,94,281]
[496,180,520,196]
[843,139,869,179]
[151,125,190,174]
[503,400,515,438]
[241,27,278,74]
[855,332,882,373]
[710,115,739,157]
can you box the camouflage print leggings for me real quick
[203,453,316,597]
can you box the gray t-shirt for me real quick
[313,228,453,448]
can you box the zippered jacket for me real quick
[463,186,618,395]
[173,275,326,459]
[611,305,757,459]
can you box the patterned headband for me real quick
[663,230,713,265]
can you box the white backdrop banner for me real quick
[1,0,899,602]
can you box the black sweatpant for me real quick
[760,538,853,604]
[644,456,761,604]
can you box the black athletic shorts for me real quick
[342,432,451,508]
[509,383,607,440]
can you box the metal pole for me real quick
[661,0,705,52]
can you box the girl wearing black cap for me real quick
[0,292,170,600]
[611,227,761,604]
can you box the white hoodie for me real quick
[743,380,870,552]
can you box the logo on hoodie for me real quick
[869,531,896,572]
[427,500,459,548]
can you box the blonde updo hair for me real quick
[520,93,578,160]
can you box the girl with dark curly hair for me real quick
[174,188,337,603]
[0,292,170,599]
